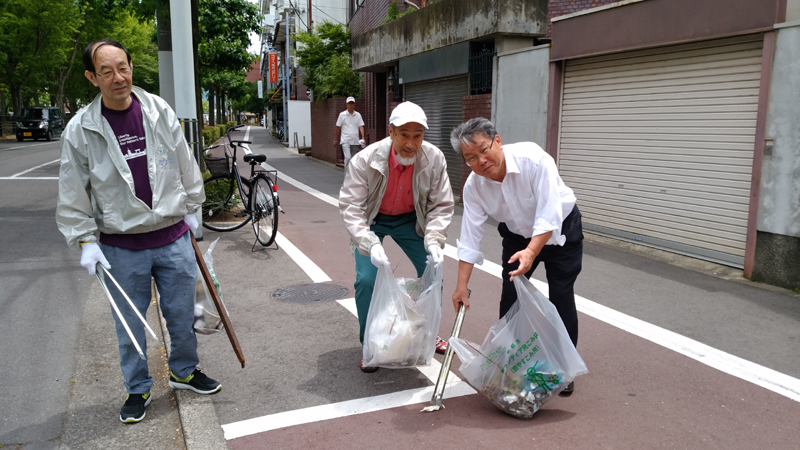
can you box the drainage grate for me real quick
[271,283,350,304]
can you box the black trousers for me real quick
[498,206,583,347]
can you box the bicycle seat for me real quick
[243,153,267,164]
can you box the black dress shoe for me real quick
[559,382,574,397]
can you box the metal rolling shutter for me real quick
[404,76,468,197]
[558,35,763,267]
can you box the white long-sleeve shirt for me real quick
[457,142,576,265]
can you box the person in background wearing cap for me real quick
[334,96,366,169]
[449,117,583,396]
[339,101,455,372]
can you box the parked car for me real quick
[16,107,66,142]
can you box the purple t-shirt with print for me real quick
[99,94,189,250]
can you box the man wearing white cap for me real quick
[334,96,365,169]
[339,101,454,372]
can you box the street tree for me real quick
[0,0,82,114]
[198,0,260,125]
[294,22,362,101]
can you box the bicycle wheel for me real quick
[202,175,250,231]
[251,174,279,246]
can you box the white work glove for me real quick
[359,139,366,148]
[183,213,199,234]
[80,242,110,275]
[428,244,443,264]
[370,244,390,268]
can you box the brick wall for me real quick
[458,93,492,198]
[548,0,618,35]
[310,97,365,166]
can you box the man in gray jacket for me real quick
[339,101,454,372]
[56,39,220,424]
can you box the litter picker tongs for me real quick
[422,300,467,412]
[94,265,164,360]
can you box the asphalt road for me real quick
[0,138,86,447]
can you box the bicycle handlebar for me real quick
[230,140,252,146]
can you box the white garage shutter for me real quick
[405,76,468,198]
[558,35,763,267]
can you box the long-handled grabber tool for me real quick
[94,265,164,360]
[422,302,466,412]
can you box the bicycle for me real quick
[201,125,282,248]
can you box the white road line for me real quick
[0,142,54,151]
[0,177,58,180]
[9,159,60,178]
[222,381,476,440]
[274,233,331,283]
[240,136,338,208]
[222,235,475,439]
[273,164,800,404]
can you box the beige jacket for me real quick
[339,137,454,255]
[56,86,205,250]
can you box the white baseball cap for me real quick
[346,96,356,103]
[389,101,428,129]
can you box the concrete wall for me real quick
[492,45,550,149]
[753,24,800,290]
[351,0,547,71]
[288,100,312,148]
[786,0,800,21]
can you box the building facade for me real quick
[349,0,800,289]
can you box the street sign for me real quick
[269,53,278,84]
[258,80,263,99]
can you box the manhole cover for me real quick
[271,283,350,304]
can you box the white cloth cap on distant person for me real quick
[346,96,356,103]
[389,101,428,129]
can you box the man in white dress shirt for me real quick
[334,96,365,169]
[449,117,583,396]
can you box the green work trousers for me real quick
[353,212,427,344]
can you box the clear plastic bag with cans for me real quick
[193,238,226,334]
[450,275,587,418]
[362,257,443,368]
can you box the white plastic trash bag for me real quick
[363,257,443,368]
[450,275,587,419]
[193,238,227,334]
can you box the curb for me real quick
[155,287,228,449]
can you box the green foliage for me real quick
[218,123,228,136]
[226,120,237,127]
[0,0,82,112]
[198,0,260,109]
[230,80,268,116]
[201,127,216,147]
[295,22,362,101]
[0,0,159,114]
[384,1,416,23]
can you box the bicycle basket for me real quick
[204,153,230,177]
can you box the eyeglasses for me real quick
[464,134,496,167]
[95,66,131,81]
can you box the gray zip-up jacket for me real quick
[56,86,204,250]
[339,137,454,256]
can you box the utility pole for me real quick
[283,8,290,142]
[170,0,203,238]
[156,9,175,109]
[308,0,312,31]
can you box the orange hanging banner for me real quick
[269,52,278,83]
